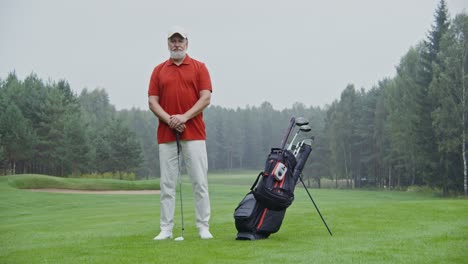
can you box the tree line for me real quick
[323,1,467,195]
[0,76,143,179]
[0,1,466,195]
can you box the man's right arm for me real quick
[148,95,170,123]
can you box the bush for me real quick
[406,185,442,195]
[7,174,160,190]
[8,174,68,189]
[302,177,354,189]
[78,172,136,181]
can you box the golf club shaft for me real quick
[287,132,300,150]
[287,125,312,151]
[176,132,184,237]
[293,141,304,157]
[280,117,296,150]
[299,175,333,236]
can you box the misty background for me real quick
[1,0,467,110]
[1,0,467,196]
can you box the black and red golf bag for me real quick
[234,117,314,240]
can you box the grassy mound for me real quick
[6,174,160,190]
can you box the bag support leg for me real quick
[298,175,333,236]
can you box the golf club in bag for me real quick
[233,117,332,240]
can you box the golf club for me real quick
[281,117,309,150]
[294,136,315,157]
[294,117,309,126]
[287,125,312,150]
[293,138,313,157]
[280,117,296,150]
[285,117,309,150]
[174,132,185,241]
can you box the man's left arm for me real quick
[168,90,211,128]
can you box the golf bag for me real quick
[253,148,298,210]
[234,141,313,240]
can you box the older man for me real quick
[148,26,213,240]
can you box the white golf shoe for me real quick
[199,229,213,239]
[153,230,173,240]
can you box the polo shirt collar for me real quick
[168,54,191,66]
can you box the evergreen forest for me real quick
[1,1,467,195]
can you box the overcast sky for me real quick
[1,0,467,110]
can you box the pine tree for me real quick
[390,47,426,186]
[416,0,451,188]
[105,118,143,175]
[430,13,468,194]
[0,103,36,174]
[420,0,451,85]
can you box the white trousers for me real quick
[158,140,211,231]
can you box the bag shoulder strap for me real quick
[250,171,264,191]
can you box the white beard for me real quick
[170,50,186,60]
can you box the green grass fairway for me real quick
[1,174,467,264]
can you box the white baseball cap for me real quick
[167,26,188,39]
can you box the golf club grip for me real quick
[280,117,296,150]
[175,131,180,155]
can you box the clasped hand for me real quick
[169,114,187,133]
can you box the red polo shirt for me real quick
[148,55,212,144]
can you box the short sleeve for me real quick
[148,64,163,96]
[198,63,212,92]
